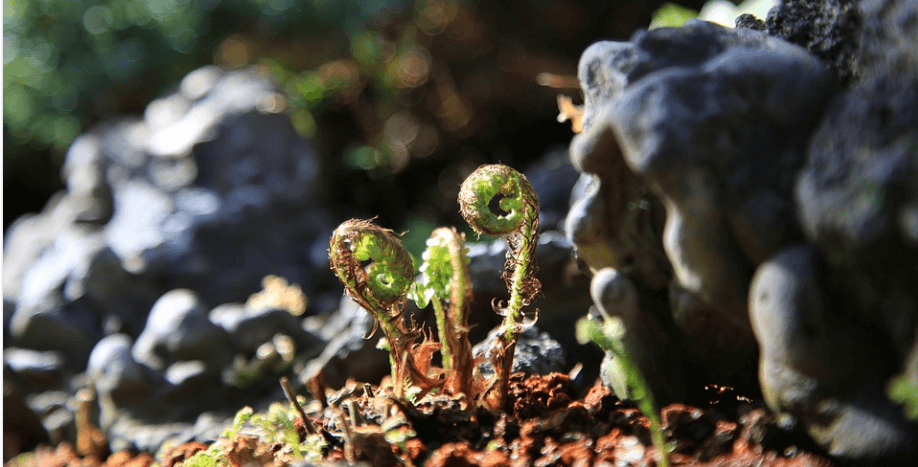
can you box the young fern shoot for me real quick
[459,164,541,410]
[410,227,476,399]
[328,219,416,398]
[576,314,671,467]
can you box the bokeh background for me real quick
[4,0,718,241]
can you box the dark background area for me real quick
[4,0,712,236]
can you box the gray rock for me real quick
[8,232,106,366]
[524,148,581,231]
[5,64,332,339]
[104,179,174,274]
[756,1,918,462]
[472,325,566,378]
[87,334,152,430]
[586,20,832,325]
[105,411,231,455]
[795,80,918,356]
[25,390,76,446]
[569,9,918,461]
[162,360,219,402]
[132,289,234,372]
[3,193,85,301]
[301,296,387,389]
[750,245,917,464]
[210,303,322,356]
[794,0,918,359]
[2,64,334,458]
[3,348,66,391]
[753,0,861,85]
[3,299,12,342]
[567,19,833,401]
[87,334,149,403]
[62,131,114,224]
[66,247,159,336]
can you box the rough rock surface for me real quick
[755,0,861,85]
[472,325,567,378]
[567,19,836,402]
[750,245,915,463]
[795,0,918,362]
[567,6,918,464]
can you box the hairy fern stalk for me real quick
[327,163,541,410]
[328,219,418,398]
[410,226,477,399]
[459,163,541,410]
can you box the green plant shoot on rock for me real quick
[409,227,477,399]
[328,219,418,398]
[459,164,541,410]
[577,313,671,467]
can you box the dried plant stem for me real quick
[280,376,316,435]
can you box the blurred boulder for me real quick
[568,4,918,464]
[301,296,386,390]
[210,303,322,356]
[2,65,335,454]
[132,289,233,373]
[87,335,148,403]
[567,19,835,400]
[3,349,66,392]
[750,245,916,464]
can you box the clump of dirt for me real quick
[7,374,837,467]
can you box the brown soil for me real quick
[8,373,838,467]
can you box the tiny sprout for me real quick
[459,163,541,410]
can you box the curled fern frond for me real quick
[458,164,541,410]
[459,164,541,314]
[459,164,538,237]
[329,219,414,318]
[328,218,416,397]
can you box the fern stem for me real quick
[431,298,452,370]
[328,219,415,398]
[458,164,541,410]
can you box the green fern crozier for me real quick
[328,219,416,397]
[459,164,541,410]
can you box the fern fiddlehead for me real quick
[411,227,475,398]
[459,164,541,409]
[328,219,415,397]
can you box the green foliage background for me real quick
[4,0,713,234]
[3,0,409,163]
